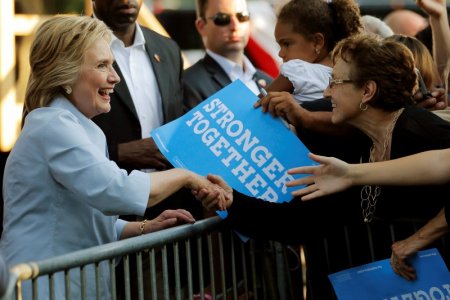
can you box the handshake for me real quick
[188,173,234,212]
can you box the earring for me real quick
[63,86,72,95]
[359,102,368,111]
[315,48,320,55]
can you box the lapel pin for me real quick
[153,54,161,63]
[257,79,267,88]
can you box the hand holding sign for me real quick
[329,248,450,300]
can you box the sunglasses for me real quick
[204,12,250,26]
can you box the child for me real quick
[264,0,362,103]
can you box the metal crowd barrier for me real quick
[0,216,296,300]
[3,215,446,300]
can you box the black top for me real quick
[224,105,450,299]
[226,105,450,242]
[446,205,450,225]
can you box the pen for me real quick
[414,68,432,99]
[259,87,290,129]
[260,87,268,97]
[254,87,267,105]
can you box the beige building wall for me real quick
[0,0,181,152]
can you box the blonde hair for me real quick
[24,15,112,115]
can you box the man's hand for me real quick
[118,137,170,170]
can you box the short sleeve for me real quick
[280,59,332,102]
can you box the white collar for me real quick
[111,23,146,48]
[206,49,256,78]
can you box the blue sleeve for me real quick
[0,253,9,297]
[115,218,128,240]
[41,111,150,216]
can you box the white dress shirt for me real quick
[206,49,260,95]
[111,24,163,139]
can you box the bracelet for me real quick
[139,219,147,235]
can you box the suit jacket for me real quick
[183,54,273,110]
[93,26,184,168]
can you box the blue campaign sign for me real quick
[329,248,450,300]
[151,79,315,204]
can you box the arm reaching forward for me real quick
[287,150,450,200]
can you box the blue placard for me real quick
[152,80,315,204]
[329,248,450,300]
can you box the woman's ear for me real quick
[362,80,377,101]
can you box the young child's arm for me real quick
[265,74,294,93]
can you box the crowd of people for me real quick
[1,0,450,299]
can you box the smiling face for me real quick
[68,38,120,119]
[196,0,250,58]
[274,21,316,63]
[324,58,362,125]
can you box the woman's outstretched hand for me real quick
[286,153,353,200]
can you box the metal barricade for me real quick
[4,216,447,300]
[1,216,295,300]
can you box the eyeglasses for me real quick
[204,12,250,26]
[328,78,354,88]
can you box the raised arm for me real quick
[417,0,450,99]
[287,149,450,200]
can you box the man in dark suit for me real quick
[92,0,203,219]
[91,0,202,298]
[92,0,183,174]
[183,0,272,109]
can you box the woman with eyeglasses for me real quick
[255,1,447,137]
[202,32,450,247]
[195,34,450,296]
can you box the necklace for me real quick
[361,108,404,223]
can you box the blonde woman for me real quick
[1,15,226,299]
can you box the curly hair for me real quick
[332,34,417,110]
[277,0,363,52]
[385,34,439,90]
